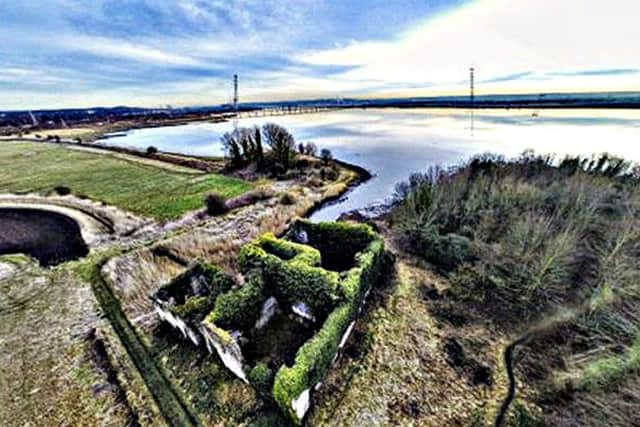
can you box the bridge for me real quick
[234,105,347,119]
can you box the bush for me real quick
[146,145,158,155]
[53,185,71,196]
[205,192,228,216]
[279,192,295,205]
[320,148,332,166]
[304,142,317,156]
[419,231,474,272]
[248,362,275,397]
[391,151,640,323]
[322,167,339,181]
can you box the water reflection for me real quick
[98,108,640,220]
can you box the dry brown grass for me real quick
[310,256,508,426]
[0,255,160,426]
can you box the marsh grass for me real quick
[392,151,640,425]
[392,152,640,321]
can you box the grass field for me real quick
[0,141,251,220]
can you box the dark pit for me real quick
[0,208,89,266]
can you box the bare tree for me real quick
[262,123,296,171]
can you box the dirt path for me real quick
[494,334,530,426]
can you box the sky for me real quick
[0,0,638,110]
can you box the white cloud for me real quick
[298,0,640,94]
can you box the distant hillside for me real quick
[2,92,640,128]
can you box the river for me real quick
[98,108,640,220]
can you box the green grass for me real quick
[0,141,252,220]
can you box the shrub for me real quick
[248,362,275,397]
[422,232,474,272]
[322,167,339,181]
[320,148,332,166]
[53,185,71,196]
[295,157,310,169]
[146,145,158,155]
[205,192,228,216]
[304,142,317,156]
[279,192,295,205]
[391,151,640,323]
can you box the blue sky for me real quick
[0,0,638,109]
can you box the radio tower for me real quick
[469,67,475,107]
[233,74,239,111]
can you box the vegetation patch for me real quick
[153,220,389,424]
[391,151,640,426]
[0,141,252,219]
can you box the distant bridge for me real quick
[234,105,347,118]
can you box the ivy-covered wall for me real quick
[239,232,341,318]
[151,221,390,425]
[272,221,387,424]
[152,262,234,324]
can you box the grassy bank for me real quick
[0,141,251,220]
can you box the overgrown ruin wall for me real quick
[152,220,390,425]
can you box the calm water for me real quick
[98,109,640,220]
